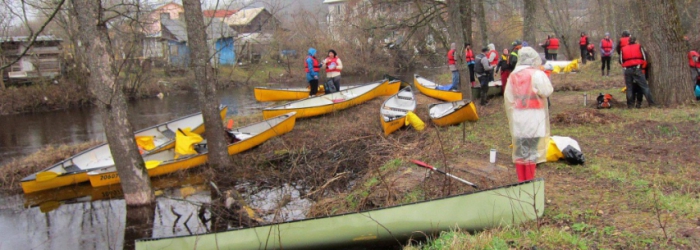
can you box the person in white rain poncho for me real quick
[504,47,553,181]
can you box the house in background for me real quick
[159,14,237,68]
[203,9,237,20]
[224,7,279,63]
[0,35,63,82]
[142,2,184,61]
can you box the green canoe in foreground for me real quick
[136,179,545,250]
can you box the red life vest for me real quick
[447,49,456,65]
[547,38,559,50]
[601,38,613,52]
[587,44,594,51]
[325,56,341,72]
[508,68,543,109]
[688,50,700,68]
[621,43,645,68]
[305,56,320,73]
[579,36,587,46]
[465,49,474,63]
[486,50,499,66]
[619,37,630,48]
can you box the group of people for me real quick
[305,48,343,96]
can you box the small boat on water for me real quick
[20,107,227,194]
[414,74,463,102]
[262,80,400,119]
[87,112,297,187]
[254,85,357,102]
[429,99,479,126]
[135,179,545,250]
[380,86,416,135]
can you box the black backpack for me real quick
[474,54,486,74]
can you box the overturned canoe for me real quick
[429,99,479,126]
[136,179,545,250]
[20,107,227,194]
[87,112,297,187]
[380,86,416,135]
[262,80,400,119]
[414,74,462,102]
[254,85,357,102]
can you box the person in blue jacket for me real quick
[305,48,321,95]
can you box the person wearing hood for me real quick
[446,43,460,90]
[324,49,343,93]
[305,48,321,96]
[486,43,498,82]
[502,40,522,94]
[504,46,553,182]
[600,32,615,76]
[475,47,494,105]
[579,32,589,64]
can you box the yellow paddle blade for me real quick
[180,186,196,198]
[36,171,59,182]
[39,201,61,213]
[154,190,164,196]
[145,161,162,169]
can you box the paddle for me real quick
[36,171,60,182]
[410,160,478,189]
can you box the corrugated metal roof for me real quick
[226,7,265,26]
[0,35,63,43]
[322,0,346,3]
[160,18,237,42]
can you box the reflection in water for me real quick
[124,204,155,250]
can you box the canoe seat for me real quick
[158,125,176,139]
[194,143,208,154]
[397,95,412,100]
[64,165,81,173]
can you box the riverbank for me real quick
[3,61,698,248]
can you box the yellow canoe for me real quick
[87,112,297,187]
[20,107,227,194]
[414,74,463,101]
[254,85,357,102]
[380,86,416,135]
[262,80,400,119]
[429,99,479,126]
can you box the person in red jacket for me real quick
[579,32,589,64]
[464,43,476,86]
[540,35,559,60]
[619,37,655,108]
[447,43,460,90]
[599,32,615,76]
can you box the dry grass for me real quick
[0,141,100,194]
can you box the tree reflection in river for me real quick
[124,204,155,250]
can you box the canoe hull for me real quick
[88,112,297,187]
[414,75,462,101]
[136,179,545,250]
[381,116,406,135]
[263,80,400,120]
[254,87,310,102]
[430,101,479,126]
[20,172,89,194]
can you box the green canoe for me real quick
[136,179,545,250]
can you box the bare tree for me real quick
[182,0,233,168]
[475,0,488,45]
[634,0,694,105]
[72,0,154,206]
[522,0,536,44]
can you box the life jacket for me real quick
[587,44,595,51]
[579,36,587,46]
[447,49,456,65]
[688,50,700,68]
[508,68,543,109]
[305,55,320,73]
[508,51,518,68]
[465,49,475,63]
[621,43,645,68]
[486,50,499,66]
[619,37,630,48]
[596,93,614,109]
[325,56,341,72]
[547,38,560,50]
[601,38,613,53]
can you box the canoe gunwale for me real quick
[414,74,461,95]
[428,99,471,119]
[136,178,545,244]
[263,81,387,111]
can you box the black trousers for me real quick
[308,79,319,95]
[601,56,611,71]
[580,46,588,64]
[624,68,655,107]
[549,53,557,60]
[467,64,475,82]
[478,75,490,104]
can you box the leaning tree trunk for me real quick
[523,0,537,45]
[476,0,488,46]
[635,0,693,106]
[181,0,233,168]
[459,0,473,98]
[72,0,154,205]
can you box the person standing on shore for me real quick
[324,49,343,93]
[305,48,321,96]
[579,32,589,64]
[619,37,656,108]
[600,32,615,76]
[504,46,553,182]
[447,43,460,90]
[465,43,476,87]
